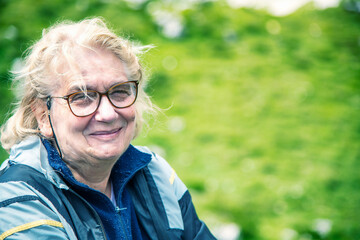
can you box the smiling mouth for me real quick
[90,128,122,139]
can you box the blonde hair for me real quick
[1,17,157,152]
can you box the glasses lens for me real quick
[68,91,99,117]
[66,82,138,117]
[109,82,137,108]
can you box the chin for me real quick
[89,146,126,161]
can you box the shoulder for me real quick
[134,146,188,200]
[0,165,72,239]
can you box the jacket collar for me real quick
[2,135,153,195]
[42,139,152,197]
[2,136,68,189]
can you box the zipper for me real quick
[112,160,150,240]
[115,206,129,240]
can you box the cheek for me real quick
[119,106,136,124]
[120,107,137,140]
[52,106,89,134]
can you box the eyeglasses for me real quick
[48,81,139,117]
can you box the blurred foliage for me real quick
[0,0,359,239]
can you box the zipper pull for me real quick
[115,206,127,213]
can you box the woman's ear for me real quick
[32,100,53,138]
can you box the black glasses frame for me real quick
[47,80,139,117]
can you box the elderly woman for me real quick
[0,18,215,240]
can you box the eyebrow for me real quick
[66,80,129,94]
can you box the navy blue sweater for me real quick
[43,140,150,240]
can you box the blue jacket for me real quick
[0,136,216,239]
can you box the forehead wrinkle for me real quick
[59,48,129,94]
[52,57,87,95]
[63,77,87,94]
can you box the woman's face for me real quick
[42,48,136,164]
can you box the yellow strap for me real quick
[169,168,176,185]
[0,219,64,240]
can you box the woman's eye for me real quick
[70,92,97,105]
[113,89,130,96]
[110,86,132,98]
[70,93,87,102]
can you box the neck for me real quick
[64,158,115,198]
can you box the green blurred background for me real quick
[0,0,359,239]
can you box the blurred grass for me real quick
[0,0,359,239]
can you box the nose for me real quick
[94,95,118,122]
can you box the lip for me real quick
[89,128,122,140]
